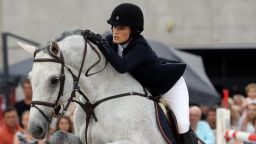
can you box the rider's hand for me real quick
[84,30,103,45]
[84,30,111,54]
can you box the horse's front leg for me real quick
[105,140,138,144]
[51,130,82,144]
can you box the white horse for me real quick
[18,30,173,144]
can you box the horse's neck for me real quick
[60,36,144,102]
[79,65,143,102]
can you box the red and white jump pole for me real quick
[217,108,256,144]
[224,130,256,142]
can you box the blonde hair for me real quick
[245,83,256,93]
[233,94,245,101]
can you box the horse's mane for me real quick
[33,30,84,56]
[55,29,83,42]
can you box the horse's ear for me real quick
[50,41,60,56]
[17,42,37,55]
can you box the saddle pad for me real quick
[154,102,180,144]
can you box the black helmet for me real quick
[107,3,144,32]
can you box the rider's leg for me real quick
[161,77,203,144]
[161,77,190,134]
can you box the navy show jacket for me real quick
[98,34,186,96]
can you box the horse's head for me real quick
[18,30,111,139]
[18,41,74,139]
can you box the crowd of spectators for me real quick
[0,77,256,144]
[188,82,256,144]
[0,79,74,144]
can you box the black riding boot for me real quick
[179,128,205,144]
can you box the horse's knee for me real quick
[105,140,134,144]
[51,131,70,144]
[51,130,82,144]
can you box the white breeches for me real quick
[161,77,190,134]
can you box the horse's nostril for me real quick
[29,123,47,139]
[36,126,44,134]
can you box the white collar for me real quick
[119,40,131,49]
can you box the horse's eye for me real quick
[51,77,59,85]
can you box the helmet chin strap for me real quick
[119,38,131,45]
[112,33,131,45]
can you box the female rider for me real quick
[87,3,201,144]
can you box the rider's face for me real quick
[112,26,131,44]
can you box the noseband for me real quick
[31,31,155,144]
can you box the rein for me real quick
[31,31,156,144]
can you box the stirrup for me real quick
[193,132,205,144]
[188,128,205,144]
[180,128,206,144]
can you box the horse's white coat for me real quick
[19,35,167,144]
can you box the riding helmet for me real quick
[107,3,144,33]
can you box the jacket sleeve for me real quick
[98,40,151,73]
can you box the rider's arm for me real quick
[98,41,150,73]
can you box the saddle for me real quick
[155,99,181,144]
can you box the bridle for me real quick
[30,31,156,144]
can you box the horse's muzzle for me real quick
[28,120,49,139]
